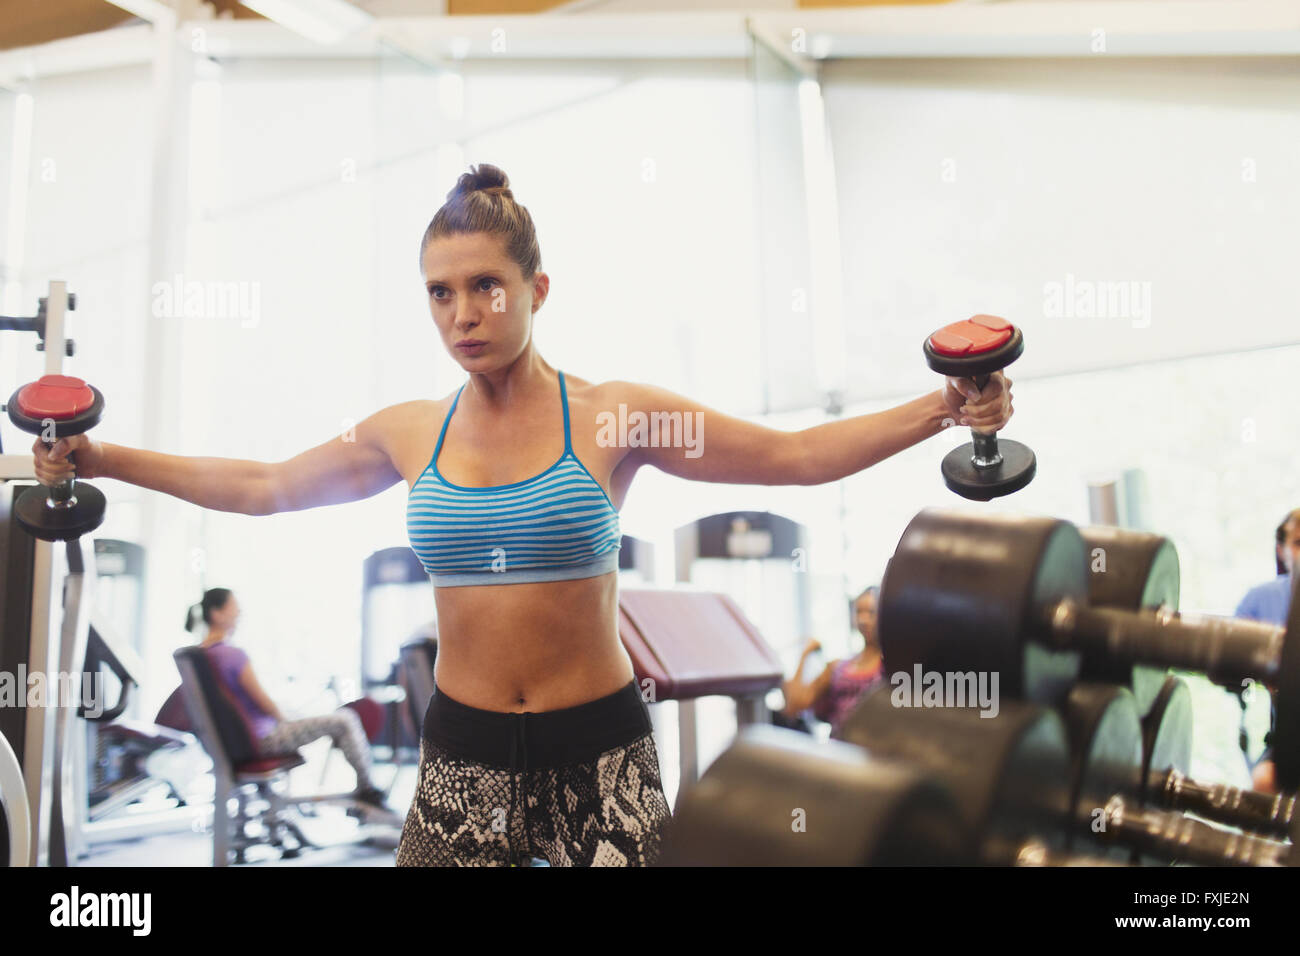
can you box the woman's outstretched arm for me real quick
[612,374,1010,486]
[33,403,411,515]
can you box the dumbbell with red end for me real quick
[5,373,106,541]
[924,315,1036,500]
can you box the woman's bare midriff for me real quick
[431,570,636,713]
[391,384,638,715]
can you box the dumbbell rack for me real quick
[665,508,1299,866]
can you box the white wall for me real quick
[823,56,1300,401]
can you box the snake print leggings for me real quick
[396,681,671,867]
[256,708,375,790]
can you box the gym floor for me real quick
[84,742,417,868]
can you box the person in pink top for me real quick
[781,586,886,739]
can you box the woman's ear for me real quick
[530,271,549,313]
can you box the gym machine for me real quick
[672,512,809,765]
[360,547,435,761]
[1,281,105,865]
[72,612,208,854]
[619,587,783,800]
[0,727,30,866]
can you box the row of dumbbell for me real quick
[664,675,1294,866]
[661,511,1297,866]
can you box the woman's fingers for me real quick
[31,436,76,486]
[958,373,1013,429]
[947,376,981,403]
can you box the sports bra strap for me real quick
[433,384,466,461]
[559,371,573,455]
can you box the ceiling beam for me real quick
[447,0,567,11]
[0,0,137,52]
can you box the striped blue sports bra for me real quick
[406,372,621,587]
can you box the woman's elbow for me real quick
[786,437,823,486]
[241,469,281,516]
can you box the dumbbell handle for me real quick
[1045,599,1283,690]
[1101,796,1290,866]
[1150,768,1296,839]
[966,373,1002,466]
[39,434,79,509]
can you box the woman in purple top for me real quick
[186,588,394,816]
[781,586,886,740]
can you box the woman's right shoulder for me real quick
[367,393,461,479]
[376,393,457,421]
[369,394,458,439]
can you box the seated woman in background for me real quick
[186,587,397,818]
[780,586,887,740]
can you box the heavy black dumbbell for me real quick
[841,687,1077,865]
[659,725,975,866]
[1078,525,1180,715]
[1141,675,1296,839]
[841,684,1291,866]
[878,507,1300,791]
[665,706,1133,867]
[1063,682,1290,864]
[923,315,1036,501]
[5,373,106,541]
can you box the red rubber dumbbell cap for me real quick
[927,315,1014,357]
[16,374,96,420]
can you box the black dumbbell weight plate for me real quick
[1064,683,1143,860]
[1140,676,1193,802]
[940,438,1037,501]
[14,481,106,542]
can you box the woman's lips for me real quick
[456,341,487,355]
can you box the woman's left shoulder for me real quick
[561,374,665,408]
[562,375,648,409]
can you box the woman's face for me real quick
[855,592,878,645]
[211,595,241,632]
[1283,518,1300,575]
[421,232,549,371]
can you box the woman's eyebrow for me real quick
[426,270,500,286]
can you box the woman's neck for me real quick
[200,629,226,646]
[466,349,554,408]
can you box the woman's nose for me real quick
[453,303,479,327]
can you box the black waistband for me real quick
[421,680,653,771]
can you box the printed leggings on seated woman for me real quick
[256,709,376,791]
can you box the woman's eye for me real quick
[477,278,496,291]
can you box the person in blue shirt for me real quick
[1236,511,1298,626]
[1234,508,1299,792]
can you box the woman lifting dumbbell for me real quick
[29,164,1016,867]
